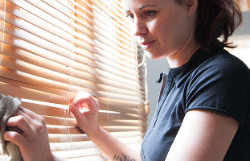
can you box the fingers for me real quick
[72,91,99,105]
[69,103,82,119]
[6,115,32,135]
[3,131,26,148]
[6,108,36,134]
[5,107,46,140]
[4,106,54,161]
[69,91,99,114]
[20,107,44,122]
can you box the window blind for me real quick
[0,0,147,160]
[237,0,250,11]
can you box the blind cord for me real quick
[66,0,77,157]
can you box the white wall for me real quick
[232,11,250,36]
[229,11,250,67]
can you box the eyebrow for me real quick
[124,4,159,12]
[138,4,159,10]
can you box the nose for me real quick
[132,18,148,36]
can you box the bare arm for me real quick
[69,91,141,161]
[87,126,140,161]
[165,110,239,161]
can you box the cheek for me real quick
[157,18,188,47]
[151,17,176,41]
[148,19,164,36]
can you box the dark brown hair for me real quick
[196,0,242,51]
[176,0,242,51]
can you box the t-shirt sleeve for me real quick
[185,55,250,128]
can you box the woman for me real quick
[3,0,250,161]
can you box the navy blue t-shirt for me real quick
[141,47,250,161]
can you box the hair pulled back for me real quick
[195,0,242,51]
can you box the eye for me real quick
[144,11,156,18]
[126,14,134,21]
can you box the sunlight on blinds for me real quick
[237,0,250,11]
[0,0,147,160]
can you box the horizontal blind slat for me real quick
[44,116,143,127]
[0,65,144,102]
[0,79,144,107]
[1,44,142,93]
[0,55,145,101]
[20,100,141,116]
[52,148,102,159]
[0,11,138,76]
[60,0,131,41]
[50,137,140,151]
[0,81,67,104]
[66,156,106,161]
[2,0,137,69]
[48,131,141,143]
[64,0,131,40]
[0,35,141,88]
[19,0,133,54]
[0,33,138,84]
[47,126,143,134]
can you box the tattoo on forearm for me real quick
[113,153,136,161]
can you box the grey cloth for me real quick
[0,93,22,161]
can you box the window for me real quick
[0,0,147,160]
[237,0,250,11]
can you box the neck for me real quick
[167,36,200,69]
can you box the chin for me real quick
[145,51,163,60]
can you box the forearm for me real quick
[68,92,140,160]
[88,126,141,161]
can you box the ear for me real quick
[184,0,198,16]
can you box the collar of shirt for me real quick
[156,47,224,88]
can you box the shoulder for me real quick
[210,49,248,71]
[186,49,250,127]
[191,49,250,85]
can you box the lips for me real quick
[140,40,155,50]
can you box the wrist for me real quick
[86,125,104,140]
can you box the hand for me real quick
[3,107,54,161]
[69,91,100,137]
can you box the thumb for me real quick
[69,104,82,119]
[71,91,99,112]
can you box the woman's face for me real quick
[123,0,197,60]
